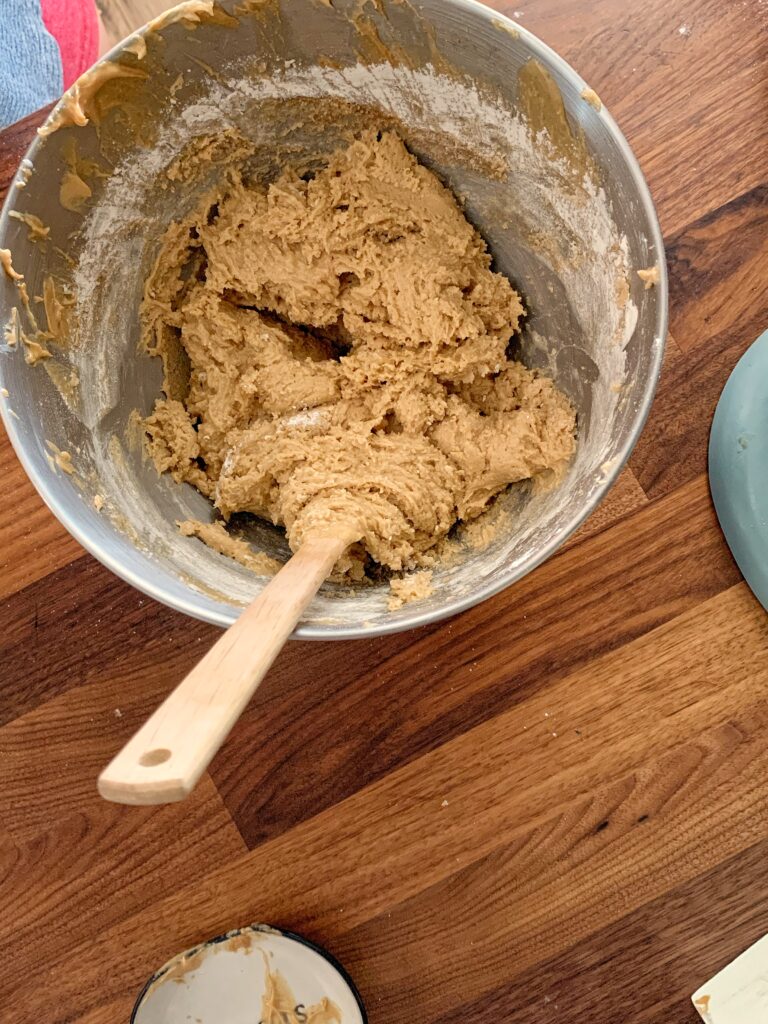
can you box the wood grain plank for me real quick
[497,0,768,235]
[428,838,768,1024]
[0,651,248,1004]
[0,651,224,842]
[213,474,739,848]
[628,321,762,503]
[666,184,768,354]
[0,777,246,1005]
[0,427,84,601]
[333,708,768,1022]
[628,184,768,498]
[0,555,217,728]
[628,322,741,500]
[563,467,648,549]
[4,581,766,1024]
[0,542,449,738]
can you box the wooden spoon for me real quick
[98,525,359,805]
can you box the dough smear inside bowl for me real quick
[142,130,576,584]
[0,0,665,635]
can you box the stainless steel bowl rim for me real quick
[0,1,668,639]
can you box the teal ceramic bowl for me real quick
[709,329,768,611]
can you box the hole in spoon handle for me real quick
[139,748,172,767]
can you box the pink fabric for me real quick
[40,0,100,89]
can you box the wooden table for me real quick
[1,2,767,1021]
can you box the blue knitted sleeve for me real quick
[0,0,64,129]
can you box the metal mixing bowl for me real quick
[0,0,666,638]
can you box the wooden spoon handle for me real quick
[98,530,354,805]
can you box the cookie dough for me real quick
[389,569,434,611]
[637,265,660,289]
[143,131,576,577]
[178,518,282,575]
